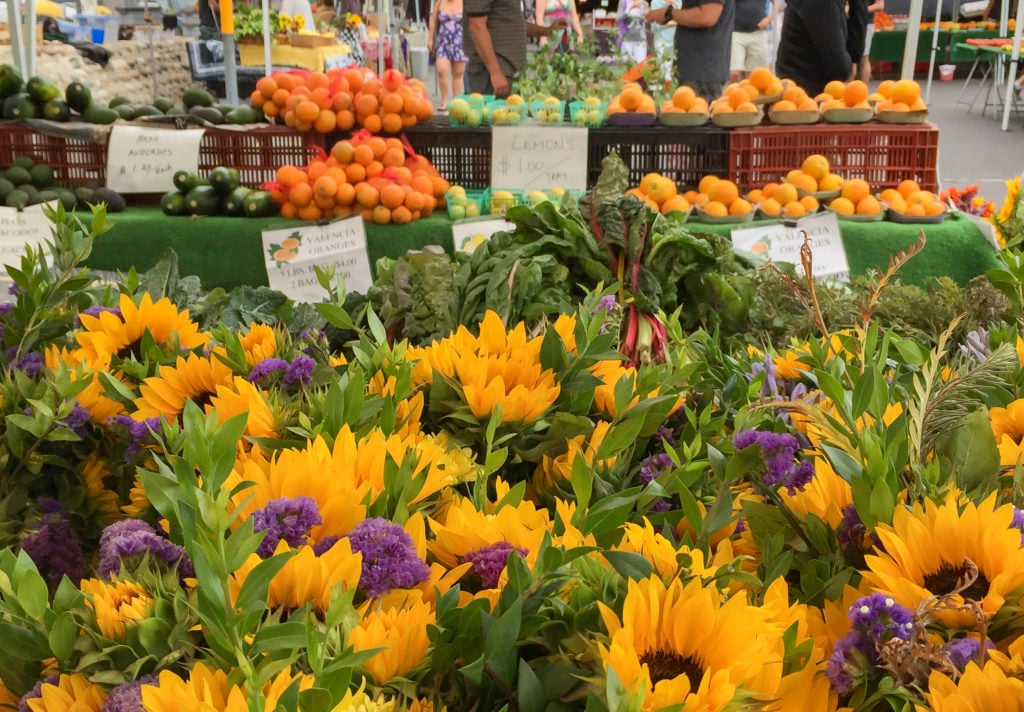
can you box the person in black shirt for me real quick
[196,0,220,39]
[775,0,850,96]
[846,0,869,80]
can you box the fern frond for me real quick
[907,315,963,464]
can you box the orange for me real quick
[885,194,908,213]
[843,80,868,107]
[313,175,337,201]
[824,80,847,99]
[413,99,434,121]
[391,205,413,224]
[365,161,384,178]
[356,184,380,208]
[802,154,830,181]
[306,71,330,90]
[890,79,920,106]
[381,92,404,114]
[626,187,647,201]
[829,197,855,215]
[332,205,353,218]
[799,195,819,212]
[404,190,425,212]
[383,147,406,167]
[660,194,691,214]
[797,98,819,111]
[297,204,323,221]
[314,194,336,211]
[619,86,644,111]
[727,88,750,109]
[430,175,451,196]
[729,198,753,216]
[345,162,367,183]
[364,136,385,159]
[897,180,921,198]
[392,166,413,184]
[296,100,320,124]
[698,175,721,194]
[924,201,945,216]
[411,175,435,196]
[332,140,355,164]
[683,189,700,203]
[759,197,782,216]
[279,202,297,219]
[250,90,266,108]
[640,172,662,194]
[735,101,758,113]
[890,102,911,112]
[380,183,406,210]
[336,110,356,131]
[648,176,678,206]
[256,76,278,99]
[772,99,797,111]
[272,88,291,107]
[703,201,729,217]
[772,183,799,207]
[818,174,844,191]
[332,92,354,112]
[783,201,806,217]
[689,98,709,114]
[262,102,280,118]
[814,92,833,104]
[381,112,403,134]
[749,67,773,92]
[877,79,896,99]
[288,182,314,208]
[355,93,379,116]
[310,87,332,110]
[314,110,337,133]
[644,197,661,213]
[909,98,928,111]
[381,68,405,92]
[906,190,935,206]
[841,178,870,204]
[672,85,697,110]
[362,113,383,133]
[276,164,304,188]
[788,172,818,194]
[372,205,392,224]
[782,86,806,104]
[712,102,733,114]
[879,188,903,204]
[742,83,760,101]
[335,182,356,206]
[747,189,765,203]
[707,179,739,207]
[762,182,779,198]
[343,68,365,92]
[353,144,375,166]
[906,203,926,216]
[856,196,881,215]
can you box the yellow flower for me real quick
[349,599,434,684]
[533,420,614,491]
[917,659,1024,712]
[863,492,1024,621]
[78,452,123,524]
[141,664,246,712]
[132,352,235,423]
[209,377,279,441]
[990,398,1024,467]
[81,577,153,639]
[239,322,278,366]
[230,539,362,612]
[26,674,105,712]
[780,456,853,528]
[44,347,126,422]
[330,681,395,712]
[613,519,735,581]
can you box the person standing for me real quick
[647,0,735,103]
[463,0,564,97]
[649,0,677,79]
[617,0,651,63]
[846,0,869,81]
[429,0,469,110]
[774,0,849,97]
[730,0,775,81]
[537,0,583,49]
[859,0,884,81]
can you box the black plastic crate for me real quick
[401,116,492,190]
[588,125,731,191]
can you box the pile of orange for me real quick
[879,180,945,216]
[711,67,783,115]
[269,134,449,224]
[660,86,710,115]
[770,81,819,112]
[625,172,691,215]
[681,176,753,217]
[744,155,841,218]
[818,80,872,111]
[608,82,656,115]
[874,79,928,112]
[829,178,883,216]
[251,67,434,135]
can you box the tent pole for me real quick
[262,0,272,75]
[5,0,25,76]
[1000,0,1023,131]
[903,0,925,80]
[25,0,35,78]
[925,0,943,103]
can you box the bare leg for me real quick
[860,56,872,82]
[452,61,466,101]
[436,57,452,109]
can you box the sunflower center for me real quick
[116,339,144,362]
[641,651,704,689]
[922,560,990,601]
[184,390,217,420]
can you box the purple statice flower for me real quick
[959,328,991,363]
[251,496,322,558]
[112,415,163,460]
[298,328,328,355]
[747,354,779,398]
[464,541,527,590]
[1011,506,1024,546]
[61,402,91,438]
[101,675,158,712]
[19,674,60,712]
[247,357,288,383]
[0,302,14,314]
[12,352,45,378]
[348,517,430,599]
[848,593,914,643]
[944,637,992,670]
[312,535,341,557]
[98,520,193,580]
[20,499,86,587]
[732,429,815,494]
[283,356,316,388]
[654,425,677,448]
[825,632,868,697]
[837,503,882,552]
[638,452,675,513]
[594,295,617,315]
[8,283,23,296]
[75,305,123,328]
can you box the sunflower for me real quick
[80,577,153,639]
[208,377,279,440]
[44,347,126,422]
[239,322,278,366]
[917,659,1024,712]
[131,353,235,423]
[590,359,641,418]
[780,456,853,529]
[329,681,396,712]
[862,492,1024,620]
[0,677,18,710]
[598,576,785,711]
[349,599,434,684]
[140,664,246,712]
[73,293,209,367]
[78,452,122,524]
[230,539,362,613]
[533,420,614,493]
[25,674,106,712]
[990,399,1024,467]
[551,312,578,354]
[613,519,736,581]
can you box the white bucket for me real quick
[939,64,956,81]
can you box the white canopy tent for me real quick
[1001,0,1023,130]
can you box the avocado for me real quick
[184,186,220,216]
[243,190,276,218]
[4,166,31,186]
[222,186,251,216]
[113,103,137,120]
[74,186,96,206]
[165,106,185,116]
[225,104,261,124]
[92,187,126,213]
[11,156,34,170]
[183,87,214,109]
[160,190,187,216]
[188,105,224,125]
[29,164,54,189]
[37,190,59,206]
[131,105,163,120]
[26,76,60,103]
[82,103,119,124]
[108,95,132,108]
[43,98,70,122]
[208,166,240,195]
[3,94,36,120]
[0,178,13,200]
[65,81,92,113]
[0,64,25,100]
[56,189,77,211]
[5,189,29,209]
[17,184,40,201]
[172,170,198,193]
[153,97,175,113]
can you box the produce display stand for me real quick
[0,121,108,187]
[77,207,999,291]
[728,122,940,192]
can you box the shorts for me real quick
[864,23,876,56]
[730,30,768,72]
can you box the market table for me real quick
[239,43,353,72]
[871,30,949,63]
[79,208,1001,291]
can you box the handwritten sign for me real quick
[262,216,373,302]
[730,212,851,281]
[491,126,588,192]
[106,125,204,193]
[451,217,515,254]
[0,205,56,304]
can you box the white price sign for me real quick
[730,211,851,281]
[491,126,588,192]
[105,125,204,193]
[0,205,56,303]
[262,216,373,302]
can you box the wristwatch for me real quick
[663,5,672,23]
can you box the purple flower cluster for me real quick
[98,520,193,580]
[826,594,914,697]
[348,517,430,599]
[944,637,991,670]
[61,402,91,438]
[12,351,45,378]
[299,327,328,354]
[748,354,779,398]
[112,415,163,460]
[101,675,157,712]
[18,674,60,712]
[75,305,123,328]
[464,541,527,589]
[20,498,86,587]
[251,496,322,558]
[248,356,316,388]
[248,357,289,383]
[837,503,882,552]
[959,328,991,363]
[638,453,675,513]
[732,429,815,494]
[1012,506,1024,546]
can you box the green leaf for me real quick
[518,659,546,712]
[16,568,49,620]
[602,550,653,581]
[570,453,593,512]
[235,549,296,614]
[936,409,1001,497]
[46,611,78,661]
[250,621,309,654]
[595,415,644,461]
